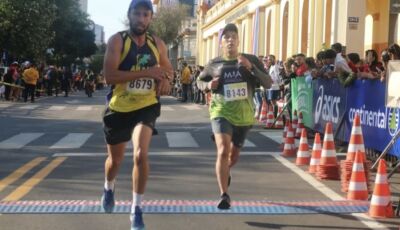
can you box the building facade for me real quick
[94,24,105,45]
[153,0,198,69]
[196,0,398,65]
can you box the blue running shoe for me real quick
[131,206,145,230]
[101,188,115,213]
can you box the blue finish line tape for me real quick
[0,200,369,214]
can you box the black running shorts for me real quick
[103,103,160,145]
[211,117,252,148]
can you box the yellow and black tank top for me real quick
[107,31,160,112]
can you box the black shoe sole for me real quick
[217,199,231,209]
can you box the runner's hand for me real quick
[156,78,171,96]
[238,55,252,70]
[208,77,220,90]
[144,66,169,81]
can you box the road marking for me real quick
[19,105,39,110]
[180,104,203,110]
[271,153,389,230]
[0,104,11,108]
[161,106,174,111]
[76,106,91,111]
[243,139,256,147]
[0,199,369,214]
[166,132,199,148]
[0,133,44,149]
[52,151,279,157]
[0,157,47,192]
[49,133,92,149]
[259,131,282,143]
[3,157,66,201]
[48,106,66,111]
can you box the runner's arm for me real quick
[155,36,174,83]
[103,34,165,85]
[196,65,213,91]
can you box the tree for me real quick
[0,0,56,61]
[149,4,189,45]
[51,0,97,66]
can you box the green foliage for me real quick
[0,0,56,61]
[0,0,97,65]
[52,0,97,65]
[149,4,189,44]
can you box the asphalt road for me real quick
[0,89,399,230]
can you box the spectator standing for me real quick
[22,62,39,103]
[180,62,191,102]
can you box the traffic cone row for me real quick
[316,122,340,180]
[259,99,268,123]
[368,159,394,218]
[265,106,274,128]
[280,120,289,150]
[340,114,371,192]
[308,133,322,173]
[282,125,296,157]
[347,150,368,200]
[296,129,311,165]
[295,112,305,138]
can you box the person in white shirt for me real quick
[331,43,352,73]
[265,55,282,116]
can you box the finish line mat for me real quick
[0,200,369,214]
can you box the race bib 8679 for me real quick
[126,78,155,95]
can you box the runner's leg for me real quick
[214,133,232,195]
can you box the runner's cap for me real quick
[222,23,238,36]
[129,0,153,12]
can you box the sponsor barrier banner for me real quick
[312,78,347,139]
[291,78,313,128]
[345,80,400,156]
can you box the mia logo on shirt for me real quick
[223,66,242,84]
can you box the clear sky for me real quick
[87,0,131,43]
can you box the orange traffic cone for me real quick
[295,112,305,138]
[292,110,298,131]
[274,107,284,129]
[346,113,366,162]
[316,122,339,180]
[296,129,311,165]
[369,159,394,218]
[282,125,296,157]
[259,99,268,123]
[265,106,275,128]
[341,113,371,192]
[308,133,322,173]
[280,120,289,150]
[347,150,368,200]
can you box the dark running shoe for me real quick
[101,188,115,213]
[217,193,231,210]
[131,206,145,230]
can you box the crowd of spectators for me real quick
[0,62,105,102]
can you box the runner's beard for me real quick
[130,23,149,36]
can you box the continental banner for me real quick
[345,80,400,156]
[291,78,313,128]
[312,78,347,139]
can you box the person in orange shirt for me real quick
[22,62,39,103]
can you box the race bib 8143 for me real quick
[223,82,248,101]
[126,78,155,95]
